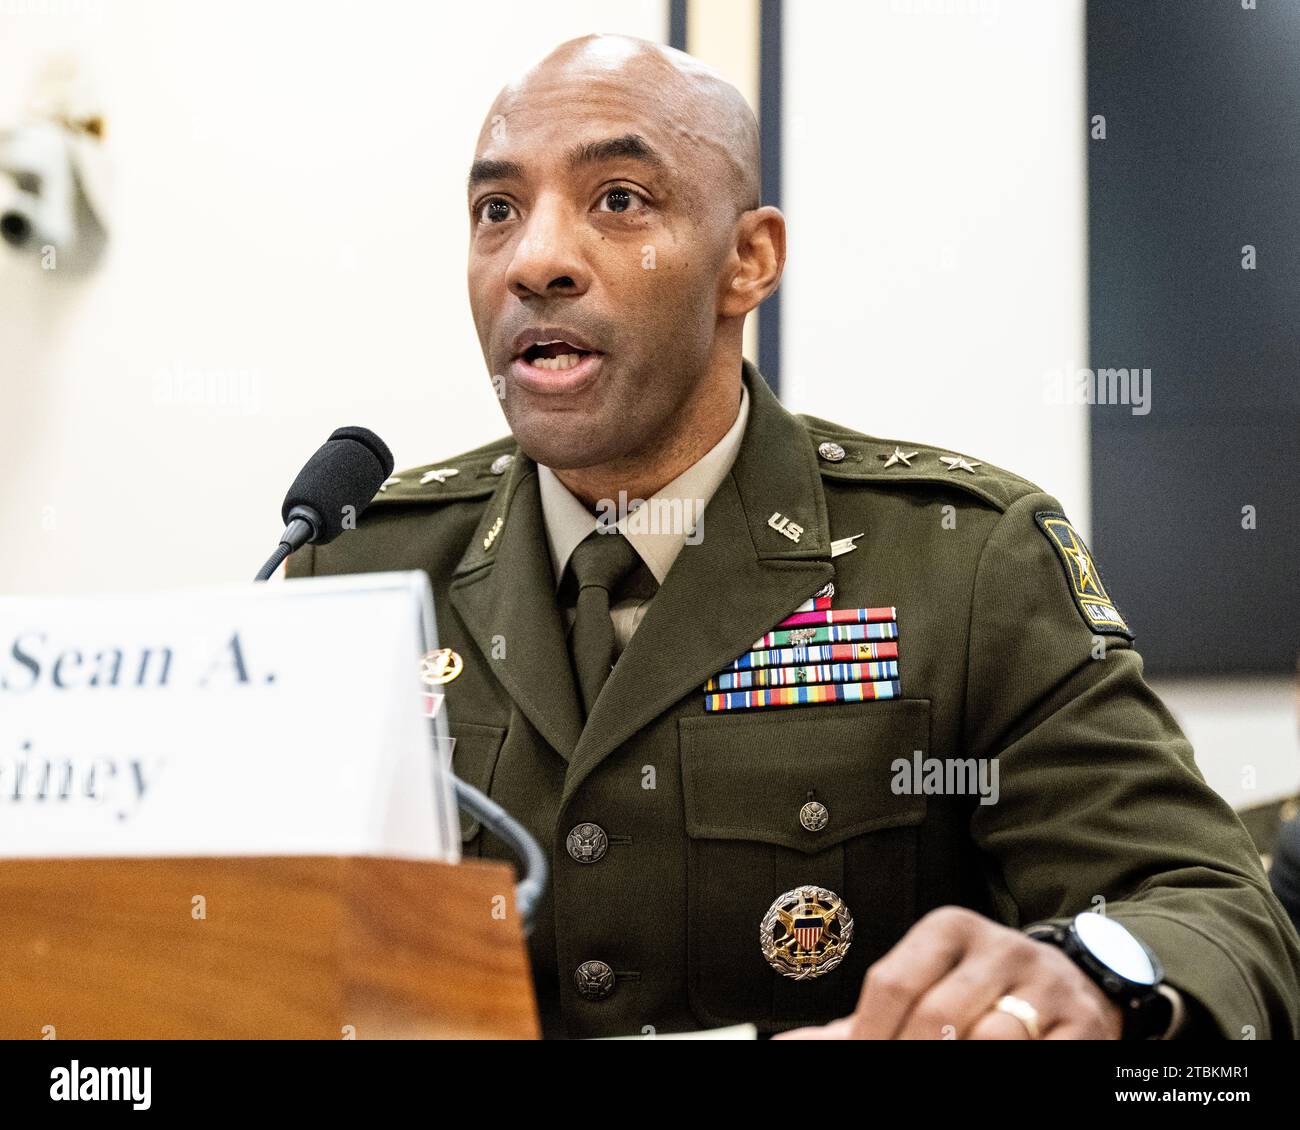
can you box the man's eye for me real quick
[477,198,516,224]
[596,187,646,214]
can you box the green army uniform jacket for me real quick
[287,362,1300,1039]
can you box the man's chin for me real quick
[505,414,623,472]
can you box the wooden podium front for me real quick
[0,857,539,1040]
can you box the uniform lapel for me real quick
[449,457,584,762]
[561,364,835,806]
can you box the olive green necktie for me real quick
[566,530,642,718]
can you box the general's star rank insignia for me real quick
[1035,511,1133,639]
[759,885,854,980]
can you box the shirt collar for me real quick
[537,381,751,589]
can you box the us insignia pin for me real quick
[760,885,853,980]
[767,512,803,543]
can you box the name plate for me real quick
[0,572,459,862]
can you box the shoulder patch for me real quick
[1034,511,1134,639]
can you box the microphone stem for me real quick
[253,517,317,583]
[253,542,293,583]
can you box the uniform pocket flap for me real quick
[679,700,930,853]
[449,721,506,842]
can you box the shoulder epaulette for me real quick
[797,413,1042,514]
[367,434,518,506]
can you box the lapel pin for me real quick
[830,533,864,557]
[419,648,463,686]
[768,512,804,543]
[939,455,981,473]
[420,467,459,485]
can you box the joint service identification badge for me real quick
[760,885,854,980]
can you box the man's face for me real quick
[466,58,736,471]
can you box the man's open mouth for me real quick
[519,340,597,371]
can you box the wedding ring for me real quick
[994,994,1042,1039]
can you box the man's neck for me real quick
[553,370,745,511]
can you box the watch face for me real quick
[1073,912,1158,986]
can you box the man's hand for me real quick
[774,906,1123,1040]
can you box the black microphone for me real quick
[249,425,548,932]
[253,426,394,582]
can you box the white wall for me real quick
[0,0,666,594]
[783,0,1090,526]
[1155,677,1298,812]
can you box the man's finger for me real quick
[894,950,1018,1040]
[966,1008,1038,1040]
[770,1016,855,1040]
[850,909,973,1039]
[965,972,1073,1041]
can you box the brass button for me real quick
[566,823,609,864]
[817,441,846,463]
[800,800,829,832]
[489,453,514,475]
[574,960,615,1000]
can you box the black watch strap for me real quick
[1028,920,1174,1040]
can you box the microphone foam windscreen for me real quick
[280,426,396,544]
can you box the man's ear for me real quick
[719,205,786,318]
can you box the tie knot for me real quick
[567,530,641,594]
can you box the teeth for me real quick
[532,353,583,371]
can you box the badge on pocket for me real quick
[760,885,854,980]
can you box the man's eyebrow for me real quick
[466,134,666,195]
[566,133,667,172]
[467,158,525,193]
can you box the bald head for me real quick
[464,32,785,489]
[480,34,760,215]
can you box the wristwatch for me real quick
[1027,912,1183,1039]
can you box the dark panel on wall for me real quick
[1088,0,1299,675]
[668,0,687,51]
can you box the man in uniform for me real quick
[287,35,1300,1039]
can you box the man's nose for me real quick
[504,197,589,299]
